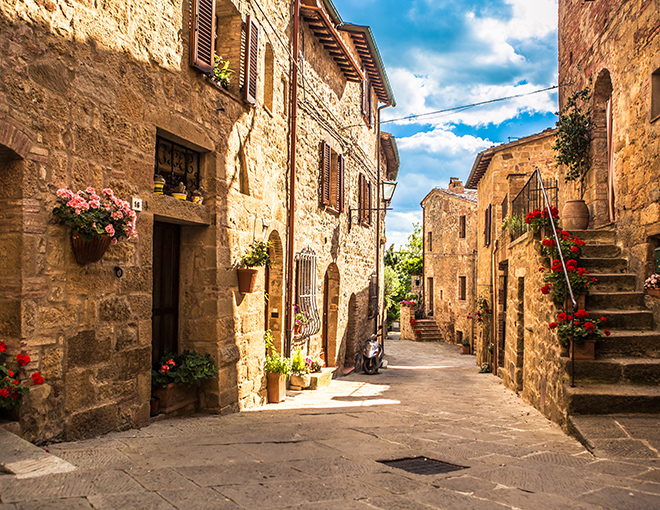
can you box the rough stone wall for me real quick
[399,305,415,341]
[421,187,477,346]
[473,132,557,368]
[558,0,660,281]
[0,0,387,440]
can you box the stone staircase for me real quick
[414,319,444,342]
[562,228,660,415]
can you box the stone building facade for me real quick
[0,0,396,442]
[420,178,477,346]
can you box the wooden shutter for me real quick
[338,154,345,212]
[484,204,492,247]
[366,179,372,225]
[358,173,364,221]
[361,79,369,117]
[243,15,259,105]
[190,0,216,74]
[320,141,331,206]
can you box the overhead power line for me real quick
[378,84,559,125]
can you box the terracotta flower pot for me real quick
[571,338,596,360]
[71,232,111,264]
[562,200,589,231]
[461,344,470,355]
[151,383,197,414]
[267,372,286,403]
[647,288,660,298]
[237,268,258,293]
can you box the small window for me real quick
[294,248,320,342]
[320,142,345,213]
[428,232,433,252]
[652,67,660,122]
[459,216,466,239]
[264,43,274,113]
[155,136,201,195]
[484,205,492,247]
[358,173,372,226]
[459,276,466,301]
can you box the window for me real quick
[264,43,274,113]
[155,136,201,194]
[294,248,320,342]
[456,331,463,345]
[362,77,373,127]
[459,215,466,238]
[320,141,344,212]
[484,204,492,247]
[428,232,433,252]
[358,173,372,225]
[459,276,467,301]
[652,67,660,122]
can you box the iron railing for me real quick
[510,173,558,240]
[293,248,321,349]
[155,136,201,194]
[531,168,578,386]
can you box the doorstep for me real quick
[309,367,336,390]
[0,428,76,479]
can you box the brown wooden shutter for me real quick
[338,154,345,212]
[358,173,364,221]
[484,204,492,247]
[243,15,259,105]
[190,0,216,74]
[321,141,331,206]
[361,79,369,117]
[367,179,372,225]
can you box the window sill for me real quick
[325,206,341,216]
[203,75,246,107]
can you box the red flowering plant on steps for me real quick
[548,309,610,347]
[525,206,560,234]
[540,231,586,261]
[0,341,45,409]
[540,258,595,303]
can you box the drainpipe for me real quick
[285,0,300,357]
[375,104,392,346]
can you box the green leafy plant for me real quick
[238,240,272,268]
[549,309,610,346]
[461,337,470,347]
[553,86,593,194]
[211,55,235,90]
[291,348,310,375]
[540,258,596,303]
[152,350,218,387]
[501,214,524,236]
[264,331,292,375]
[540,231,586,261]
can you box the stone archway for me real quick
[322,263,340,366]
[587,69,615,226]
[265,230,284,354]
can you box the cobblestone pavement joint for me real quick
[1,337,660,509]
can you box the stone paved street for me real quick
[2,337,660,509]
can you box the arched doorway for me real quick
[589,69,615,226]
[265,231,284,353]
[322,263,340,366]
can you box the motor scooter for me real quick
[355,333,386,375]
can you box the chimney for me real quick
[448,177,464,194]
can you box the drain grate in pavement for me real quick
[379,456,467,475]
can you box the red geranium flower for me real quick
[604,330,611,336]
[541,285,551,295]
[600,317,606,323]
[558,312,567,321]
[0,341,6,353]
[160,365,170,372]
[548,322,558,330]
[575,309,588,318]
[31,372,44,385]
[585,321,595,331]
[571,246,579,252]
[16,354,30,366]
[539,266,545,272]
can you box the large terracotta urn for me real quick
[562,200,589,230]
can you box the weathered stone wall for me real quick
[0,0,388,441]
[400,305,415,341]
[421,184,477,346]
[558,0,660,280]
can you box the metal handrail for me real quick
[533,167,578,387]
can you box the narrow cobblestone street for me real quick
[2,337,660,509]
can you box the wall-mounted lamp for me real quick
[348,180,398,232]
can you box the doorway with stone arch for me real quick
[264,231,284,354]
[322,263,340,366]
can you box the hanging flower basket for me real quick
[71,232,111,264]
[237,268,258,293]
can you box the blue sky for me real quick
[332,0,559,248]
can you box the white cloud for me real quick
[397,128,492,155]
[385,211,423,250]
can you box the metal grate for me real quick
[379,457,467,476]
[155,136,201,195]
[293,248,321,346]
[510,173,558,240]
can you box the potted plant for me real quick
[644,273,660,298]
[553,86,593,230]
[289,348,312,389]
[53,187,138,264]
[172,182,188,201]
[210,55,235,90]
[236,240,271,293]
[153,174,166,194]
[524,206,560,236]
[549,309,610,360]
[151,350,217,414]
[264,331,291,403]
[461,338,471,355]
[1,341,45,420]
[540,258,596,306]
[293,305,310,335]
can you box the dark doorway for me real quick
[427,277,434,316]
[152,221,181,362]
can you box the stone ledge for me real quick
[0,428,76,479]
[309,367,336,390]
[147,193,212,226]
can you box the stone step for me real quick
[570,229,616,244]
[597,330,660,358]
[309,367,336,389]
[563,358,660,384]
[586,292,646,310]
[581,257,628,273]
[590,273,637,293]
[565,383,660,414]
[587,308,653,330]
[581,244,621,258]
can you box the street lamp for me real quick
[381,181,397,203]
[348,180,398,231]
